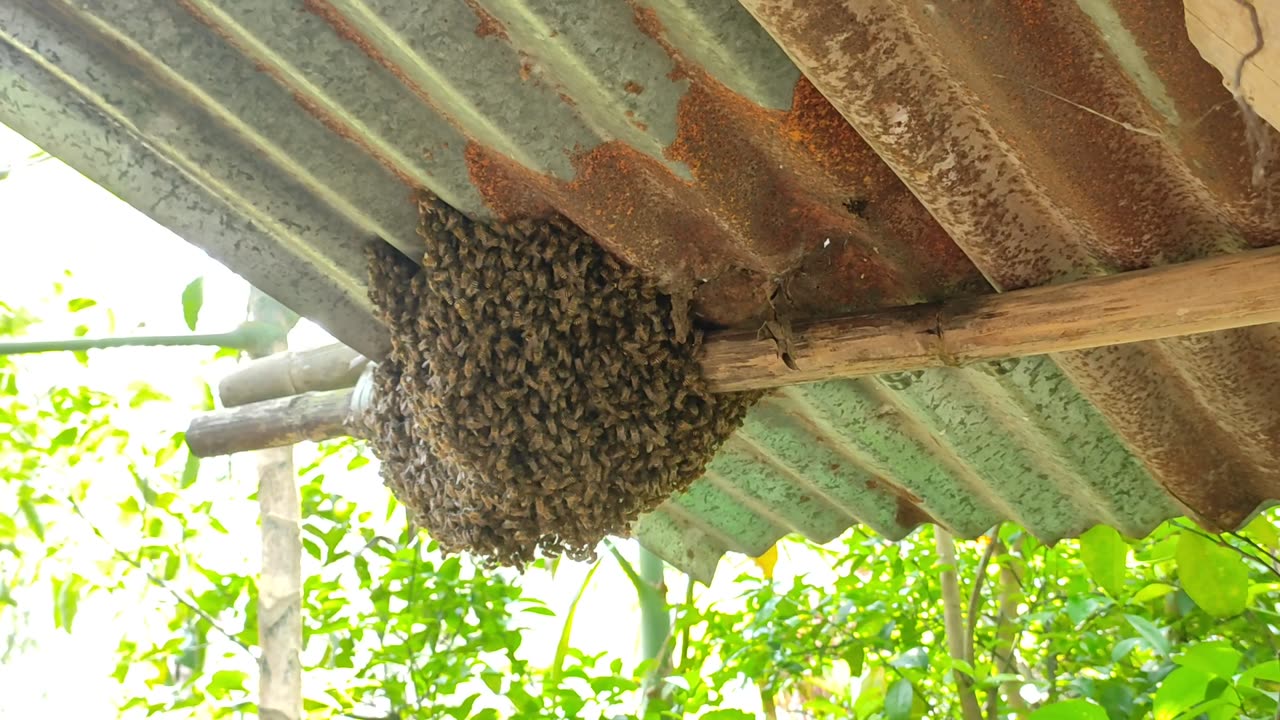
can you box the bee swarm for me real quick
[363,195,761,565]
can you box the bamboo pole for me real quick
[247,292,301,720]
[187,388,363,457]
[700,244,1280,391]
[219,343,366,407]
[187,246,1280,455]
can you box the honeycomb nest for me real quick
[363,196,761,565]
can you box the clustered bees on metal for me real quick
[364,195,761,565]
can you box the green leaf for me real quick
[1176,531,1248,617]
[698,712,755,720]
[1123,614,1171,658]
[1176,641,1242,679]
[1239,659,1280,690]
[0,514,16,542]
[18,496,44,542]
[179,453,200,489]
[181,277,204,331]
[1242,514,1279,548]
[1111,637,1142,663]
[547,559,601,689]
[1153,666,1210,720]
[844,644,865,677]
[50,427,78,449]
[128,383,171,409]
[884,678,913,720]
[480,672,502,693]
[67,298,96,312]
[1079,525,1129,598]
[52,574,85,632]
[1028,699,1108,720]
[1130,582,1176,604]
[207,669,248,698]
[854,665,888,719]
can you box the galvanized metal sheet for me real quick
[4,0,1277,583]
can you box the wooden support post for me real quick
[700,245,1280,392]
[247,291,302,720]
[219,343,365,407]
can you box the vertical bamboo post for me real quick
[248,291,302,720]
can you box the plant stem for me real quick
[638,548,671,669]
[0,322,285,356]
[936,527,986,720]
[68,498,256,659]
[965,529,1000,665]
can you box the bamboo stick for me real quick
[219,343,366,407]
[187,388,362,457]
[246,292,302,720]
[700,245,1280,391]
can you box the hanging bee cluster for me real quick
[363,195,762,565]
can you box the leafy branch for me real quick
[67,497,257,659]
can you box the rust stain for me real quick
[463,0,509,41]
[739,0,1280,526]
[464,4,986,328]
[895,497,936,532]
[145,0,1280,549]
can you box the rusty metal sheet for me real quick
[3,0,1277,582]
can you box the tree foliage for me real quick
[3,289,1280,720]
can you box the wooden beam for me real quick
[219,343,366,407]
[699,245,1280,392]
[187,388,363,457]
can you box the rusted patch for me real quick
[463,144,555,220]
[463,0,509,41]
[462,4,986,328]
[740,0,1280,525]
[624,80,645,94]
[867,477,935,529]
[895,497,936,531]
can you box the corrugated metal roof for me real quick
[3,0,1277,582]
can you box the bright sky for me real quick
[0,123,835,718]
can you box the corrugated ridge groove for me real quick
[190,0,489,219]
[670,473,787,556]
[52,0,422,253]
[636,0,800,110]
[953,359,1182,538]
[734,403,906,536]
[477,0,686,162]
[714,435,852,542]
[778,382,1004,538]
